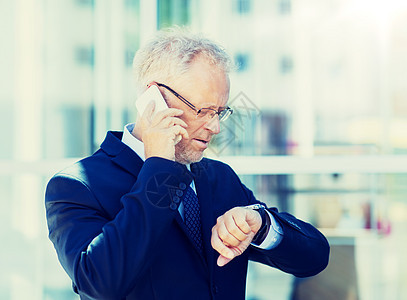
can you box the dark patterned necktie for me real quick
[183,186,203,253]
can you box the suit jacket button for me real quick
[179,182,187,190]
[172,196,180,204]
[176,189,183,197]
[170,203,178,210]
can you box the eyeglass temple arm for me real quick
[155,82,198,112]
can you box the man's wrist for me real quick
[246,204,270,245]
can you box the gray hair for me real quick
[132,27,234,95]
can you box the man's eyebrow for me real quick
[200,104,228,110]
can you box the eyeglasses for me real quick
[154,82,233,122]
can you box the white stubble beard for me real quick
[174,139,204,165]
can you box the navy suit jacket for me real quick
[45,131,329,299]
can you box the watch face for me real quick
[246,204,265,210]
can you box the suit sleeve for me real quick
[248,208,330,278]
[224,165,330,278]
[45,157,193,299]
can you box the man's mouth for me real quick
[194,138,209,144]
[193,138,210,149]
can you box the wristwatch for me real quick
[246,204,270,246]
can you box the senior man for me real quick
[45,28,329,300]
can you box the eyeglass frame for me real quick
[152,82,233,122]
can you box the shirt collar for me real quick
[121,123,191,172]
[122,123,146,161]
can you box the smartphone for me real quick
[136,84,168,116]
[135,84,182,144]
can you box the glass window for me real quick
[279,55,293,74]
[278,0,291,15]
[3,0,407,299]
[158,0,190,28]
[235,0,251,14]
[1,0,141,298]
[76,0,94,7]
[235,53,250,72]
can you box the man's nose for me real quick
[205,115,221,134]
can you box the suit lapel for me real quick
[102,132,216,271]
[172,164,209,267]
[101,131,144,176]
[172,161,216,273]
[173,198,210,270]
[111,150,143,176]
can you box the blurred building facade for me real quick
[1,0,407,299]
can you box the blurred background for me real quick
[1,0,407,299]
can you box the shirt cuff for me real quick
[251,210,283,250]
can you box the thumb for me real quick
[217,255,232,267]
[245,209,262,232]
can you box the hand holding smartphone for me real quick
[135,84,183,145]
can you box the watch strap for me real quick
[247,204,270,245]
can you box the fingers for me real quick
[161,115,188,129]
[216,217,248,247]
[147,104,188,140]
[170,125,189,141]
[140,100,188,160]
[141,100,188,142]
[211,227,245,267]
[211,207,258,267]
[216,222,240,247]
[141,100,185,125]
[233,214,252,235]
[216,209,252,245]
[150,107,185,127]
[211,227,236,262]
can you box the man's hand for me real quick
[211,207,262,267]
[136,101,189,161]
